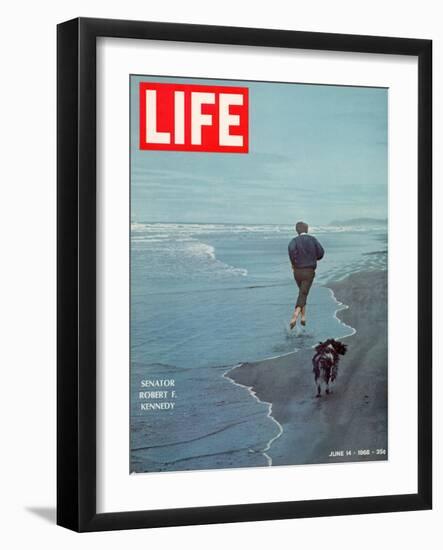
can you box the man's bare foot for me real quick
[300,307,306,326]
[290,307,301,330]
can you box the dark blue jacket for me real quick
[288,234,324,269]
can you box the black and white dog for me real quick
[312,338,347,397]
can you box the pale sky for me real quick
[130,75,387,225]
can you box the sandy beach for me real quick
[226,269,388,466]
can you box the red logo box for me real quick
[139,82,249,153]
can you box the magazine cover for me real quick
[130,75,388,474]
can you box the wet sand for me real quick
[226,270,388,465]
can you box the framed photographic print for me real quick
[57,17,432,531]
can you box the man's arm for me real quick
[315,238,325,260]
[288,242,297,270]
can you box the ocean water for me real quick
[130,223,387,473]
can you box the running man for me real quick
[288,221,325,329]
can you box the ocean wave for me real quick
[185,241,216,260]
[182,242,248,277]
[131,221,386,238]
[132,232,248,280]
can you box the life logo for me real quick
[139,82,249,153]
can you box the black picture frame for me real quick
[57,17,432,532]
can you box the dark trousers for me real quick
[293,267,315,309]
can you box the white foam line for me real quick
[259,349,299,361]
[222,367,283,467]
[326,287,357,341]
